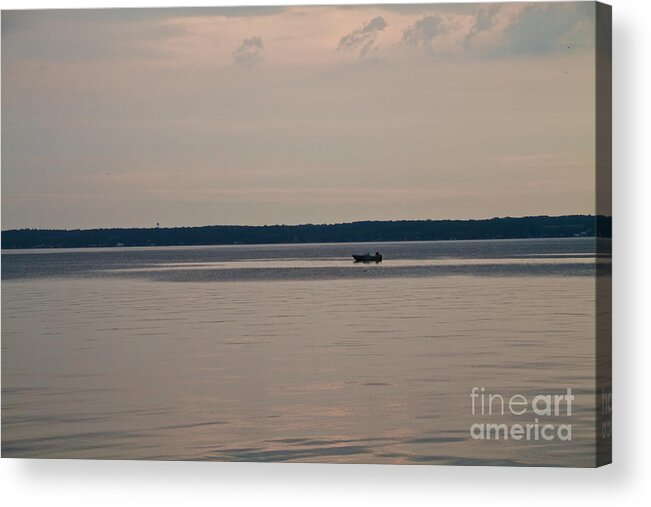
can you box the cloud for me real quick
[401,15,448,54]
[1,10,188,63]
[378,4,478,16]
[337,15,388,59]
[500,3,594,55]
[464,5,501,50]
[233,36,264,68]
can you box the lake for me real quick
[1,238,609,466]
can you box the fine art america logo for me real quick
[470,387,574,442]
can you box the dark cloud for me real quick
[233,36,264,68]
[464,5,501,50]
[402,14,447,54]
[337,15,388,59]
[500,3,594,55]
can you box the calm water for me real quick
[2,238,609,465]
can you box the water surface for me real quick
[2,238,607,465]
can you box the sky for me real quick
[1,2,599,230]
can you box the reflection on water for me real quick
[2,238,608,465]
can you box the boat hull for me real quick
[352,254,382,263]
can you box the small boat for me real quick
[353,251,382,263]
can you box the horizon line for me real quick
[1,213,609,233]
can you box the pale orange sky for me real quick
[1,2,599,229]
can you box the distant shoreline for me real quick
[1,215,611,250]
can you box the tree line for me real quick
[1,215,611,249]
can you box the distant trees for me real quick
[1,215,610,249]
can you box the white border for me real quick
[1,0,650,505]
